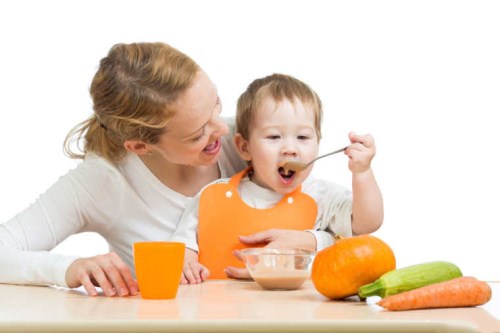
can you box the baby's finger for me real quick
[188,262,203,284]
[350,132,374,147]
[200,267,210,281]
[180,273,188,285]
[182,265,197,284]
[361,133,374,147]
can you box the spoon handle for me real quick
[309,146,348,165]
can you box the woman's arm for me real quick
[0,157,138,296]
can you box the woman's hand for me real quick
[181,248,209,284]
[238,229,317,251]
[65,252,138,297]
[224,250,252,279]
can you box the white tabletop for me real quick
[0,280,498,333]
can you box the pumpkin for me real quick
[311,234,396,299]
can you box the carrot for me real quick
[377,276,492,311]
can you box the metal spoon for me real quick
[280,146,348,173]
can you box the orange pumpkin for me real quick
[311,234,396,299]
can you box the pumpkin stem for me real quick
[333,234,343,241]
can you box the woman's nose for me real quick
[210,115,229,137]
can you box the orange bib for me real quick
[198,167,318,279]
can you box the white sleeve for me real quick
[170,178,232,252]
[0,157,123,287]
[306,230,334,251]
[303,178,353,251]
[0,245,78,287]
[170,193,201,252]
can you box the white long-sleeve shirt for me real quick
[172,175,353,252]
[0,119,247,288]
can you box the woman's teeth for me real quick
[203,139,220,153]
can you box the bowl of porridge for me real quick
[239,248,316,290]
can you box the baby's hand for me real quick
[180,248,210,284]
[345,132,376,173]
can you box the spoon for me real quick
[280,146,348,173]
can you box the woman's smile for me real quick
[203,138,222,155]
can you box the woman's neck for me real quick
[139,154,220,197]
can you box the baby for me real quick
[172,73,383,283]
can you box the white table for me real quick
[0,280,498,332]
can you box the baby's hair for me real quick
[236,73,322,140]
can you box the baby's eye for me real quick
[298,135,310,140]
[267,135,281,140]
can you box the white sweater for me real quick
[0,119,246,288]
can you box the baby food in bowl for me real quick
[239,248,316,290]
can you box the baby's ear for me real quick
[233,133,252,161]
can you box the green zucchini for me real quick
[358,261,462,298]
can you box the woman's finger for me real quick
[89,265,116,297]
[80,272,99,297]
[224,266,252,280]
[106,253,139,296]
[99,264,130,296]
[239,230,276,245]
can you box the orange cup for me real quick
[133,241,185,299]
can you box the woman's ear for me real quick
[234,133,252,161]
[123,139,152,155]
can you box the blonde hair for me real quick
[64,42,200,163]
[236,73,323,140]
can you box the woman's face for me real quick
[239,97,319,194]
[151,71,228,166]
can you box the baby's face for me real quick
[246,97,319,194]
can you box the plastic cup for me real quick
[133,241,185,299]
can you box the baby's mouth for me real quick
[278,166,296,184]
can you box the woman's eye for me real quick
[193,127,207,142]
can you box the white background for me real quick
[1,0,499,281]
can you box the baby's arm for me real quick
[346,132,384,234]
[171,192,209,284]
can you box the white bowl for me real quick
[239,248,316,290]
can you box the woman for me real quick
[0,42,316,297]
